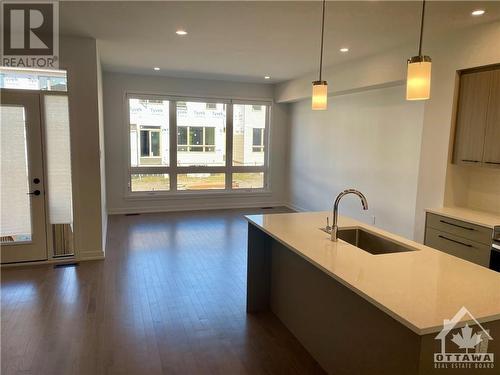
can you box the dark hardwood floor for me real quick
[1,208,325,375]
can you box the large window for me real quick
[127,96,270,193]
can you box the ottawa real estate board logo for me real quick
[434,307,494,370]
[1,1,59,68]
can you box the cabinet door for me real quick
[453,70,491,164]
[483,69,500,166]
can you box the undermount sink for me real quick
[320,227,418,255]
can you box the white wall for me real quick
[60,36,104,259]
[103,72,288,213]
[280,21,500,241]
[288,85,424,239]
[96,47,107,252]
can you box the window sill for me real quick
[124,189,273,201]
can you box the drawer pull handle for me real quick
[439,220,474,231]
[461,159,480,163]
[485,161,500,165]
[438,235,473,248]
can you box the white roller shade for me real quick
[44,96,73,224]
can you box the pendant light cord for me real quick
[418,0,426,56]
[318,0,326,81]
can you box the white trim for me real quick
[124,89,273,104]
[1,255,91,268]
[108,201,285,215]
[124,189,272,201]
[78,251,105,261]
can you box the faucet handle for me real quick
[325,216,331,232]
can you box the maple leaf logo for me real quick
[451,324,483,353]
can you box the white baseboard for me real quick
[108,201,287,215]
[78,251,105,261]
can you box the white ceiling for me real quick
[60,1,500,83]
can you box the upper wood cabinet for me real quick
[483,69,500,165]
[453,67,500,167]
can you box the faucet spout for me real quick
[331,189,368,241]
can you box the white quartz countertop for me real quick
[426,207,500,229]
[245,211,500,335]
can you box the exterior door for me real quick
[1,91,48,263]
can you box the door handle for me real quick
[438,235,473,248]
[439,219,475,231]
[27,190,41,196]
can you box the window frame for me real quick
[125,93,272,198]
[177,125,216,153]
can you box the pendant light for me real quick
[406,0,432,100]
[312,0,328,110]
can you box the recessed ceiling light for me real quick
[471,9,485,16]
[264,76,271,80]
[176,30,188,35]
[153,67,160,71]
[340,47,349,53]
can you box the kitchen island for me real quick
[246,211,500,375]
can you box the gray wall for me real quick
[281,21,500,241]
[287,85,424,239]
[103,72,288,213]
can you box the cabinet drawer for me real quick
[424,228,491,267]
[426,213,492,245]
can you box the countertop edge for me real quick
[244,215,500,336]
[425,207,500,229]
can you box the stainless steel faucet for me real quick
[331,189,368,241]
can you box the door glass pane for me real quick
[0,105,32,243]
[232,172,264,189]
[44,96,74,256]
[151,131,160,156]
[129,98,169,166]
[205,127,215,148]
[177,126,187,150]
[131,174,169,192]
[177,101,226,166]
[233,104,267,166]
[177,173,226,190]
[140,130,149,156]
[189,127,203,146]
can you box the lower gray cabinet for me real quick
[424,213,492,267]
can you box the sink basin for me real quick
[320,227,417,255]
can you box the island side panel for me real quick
[246,223,272,313]
[270,239,422,375]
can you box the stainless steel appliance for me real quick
[490,226,500,272]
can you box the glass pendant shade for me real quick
[406,56,432,100]
[312,81,328,110]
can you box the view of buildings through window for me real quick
[128,97,269,192]
[0,67,68,91]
